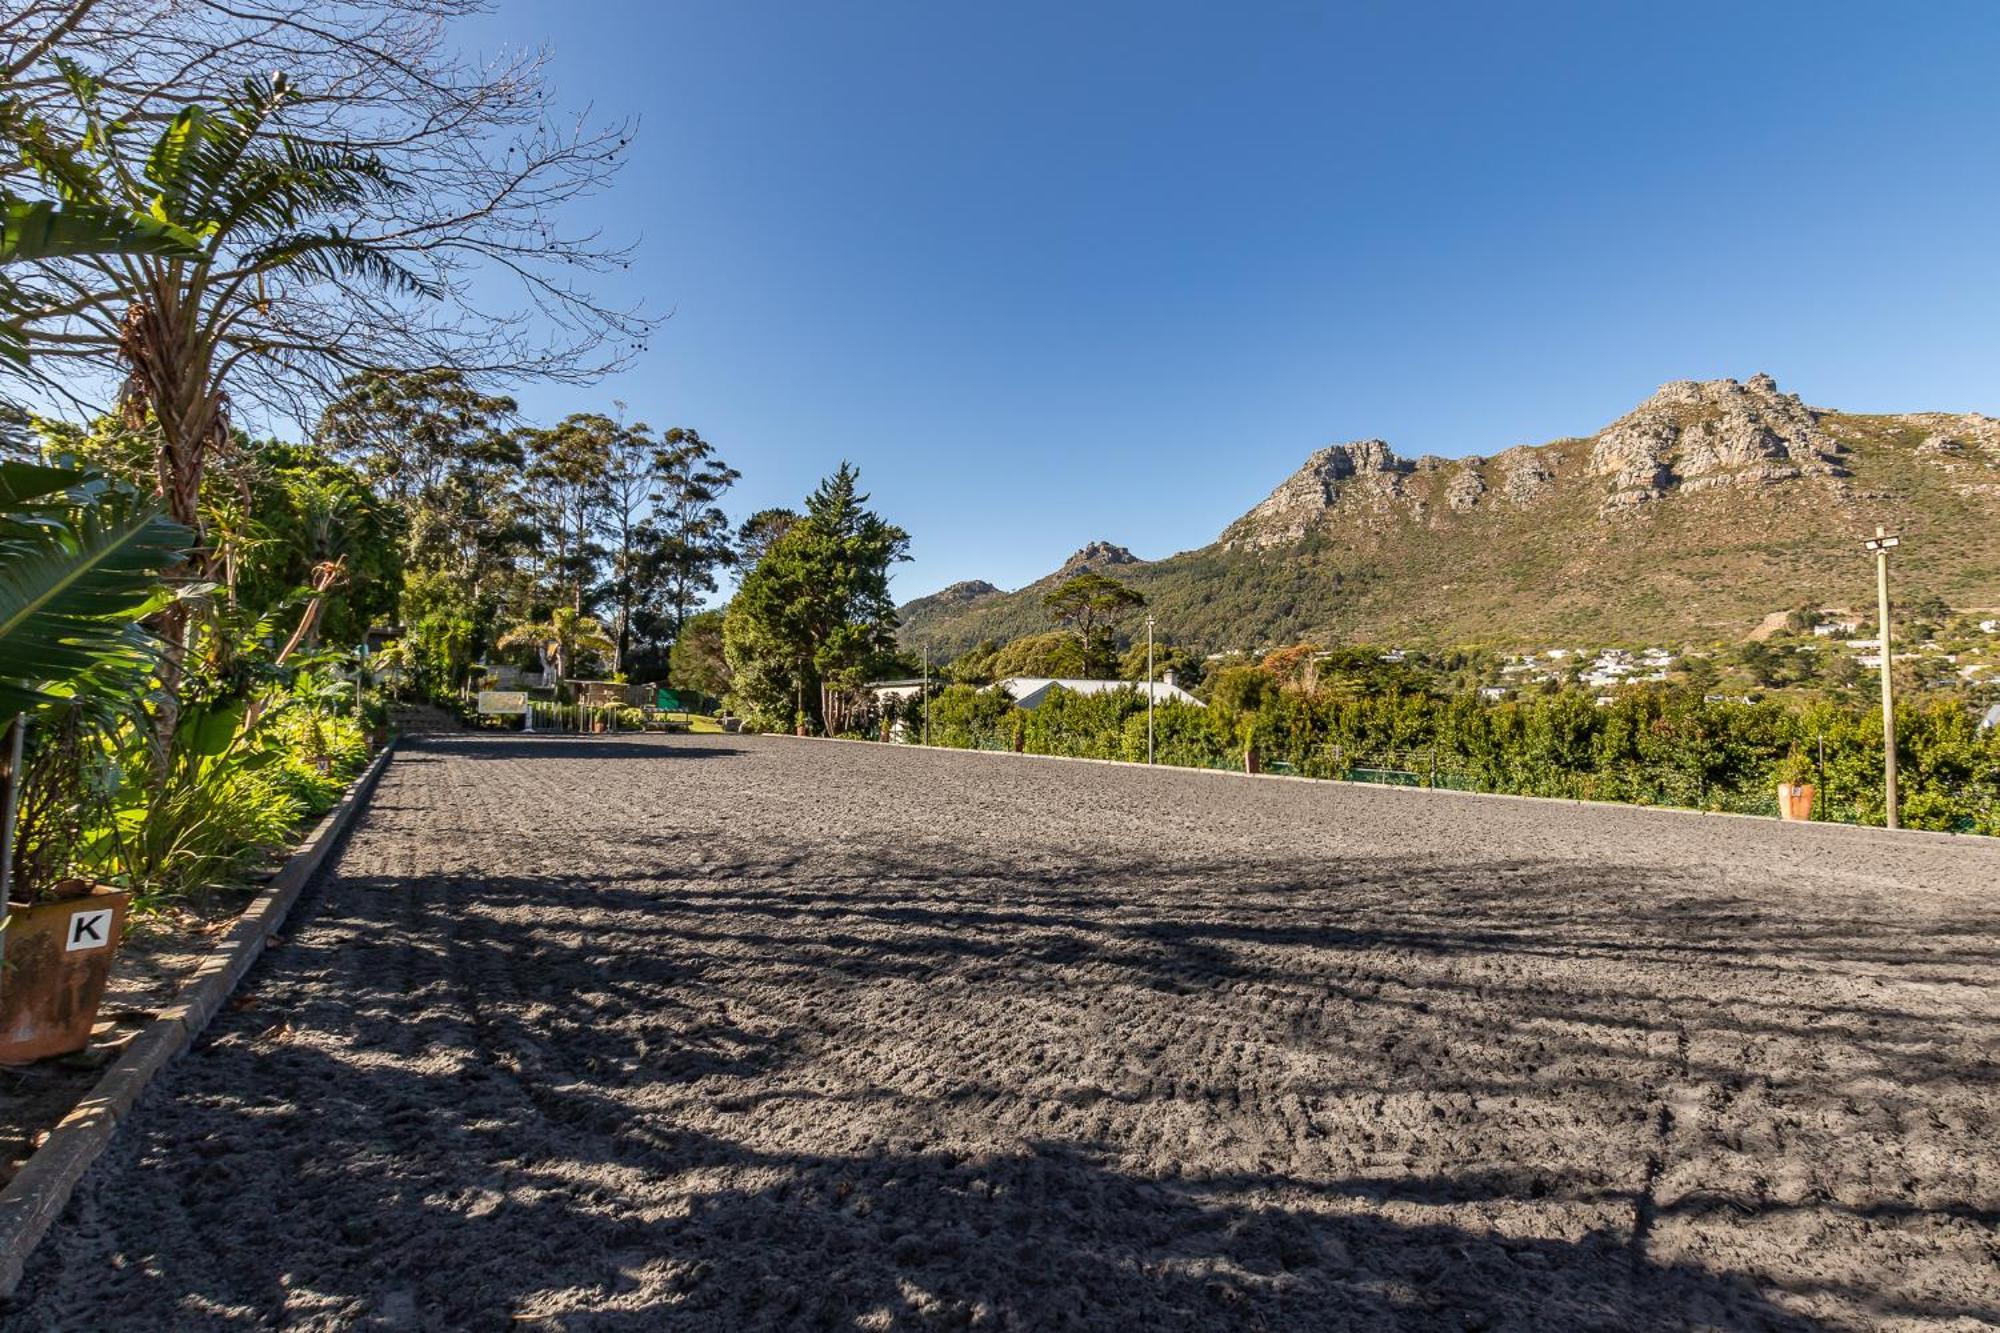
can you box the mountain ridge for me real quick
[898,375,2000,655]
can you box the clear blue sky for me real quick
[459,1,2000,600]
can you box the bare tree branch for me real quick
[3,0,656,431]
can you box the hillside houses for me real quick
[1498,647,1672,689]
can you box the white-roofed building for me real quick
[990,675,1202,710]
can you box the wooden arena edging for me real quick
[0,740,399,1298]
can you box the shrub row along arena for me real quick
[7,733,1998,1329]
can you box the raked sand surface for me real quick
[5,732,1998,1330]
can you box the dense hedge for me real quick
[907,682,1999,833]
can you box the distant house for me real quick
[990,675,1202,709]
[1983,703,2000,732]
[865,678,927,704]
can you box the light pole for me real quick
[922,641,930,747]
[1864,526,1901,829]
[1145,614,1156,765]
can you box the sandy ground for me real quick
[5,733,1998,1331]
[0,898,254,1182]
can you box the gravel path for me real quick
[6,733,1998,1331]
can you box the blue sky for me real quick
[459,1,2000,599]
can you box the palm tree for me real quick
[6,66,425,747]
[498,608,616,694]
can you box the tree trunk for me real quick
[123,294,227,774]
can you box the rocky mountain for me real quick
[898,375,2000,655]
[1045,541,1143,583]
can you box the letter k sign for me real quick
[65,908,112,952]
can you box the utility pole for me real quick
[1145,614,1156,765]
[1864,526,1901,829]
[922,641,930,747]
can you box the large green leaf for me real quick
[0,199,201,263]
[0,461,85,508]
[0,484,191,715]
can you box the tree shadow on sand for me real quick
[7,827,1996,1329]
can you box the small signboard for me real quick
[576,681,627,708]
[477,690,529,716]
[66,909,113,952]
[656,689,683,713]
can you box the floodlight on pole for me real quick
[1863,525,1901,829]
[1145,614,1156,766]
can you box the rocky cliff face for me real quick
[928,579,1001,605]
[1587,373,1846,512]
[1221,374,1854,547]
[1220,441,1409,550]
[1903,413,2000,498]
[1046,541,1142,582]
[898,372,2000,654]
[895,578,1004,624]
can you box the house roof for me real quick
[990,677,1203,709]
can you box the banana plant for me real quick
[0,460,191,714]
[0,97,201,368]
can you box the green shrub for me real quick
[927,684,1015,749]
[1019,687,1144,759]
[106,705,306,903]
[912,674,1999,831]
[1119,701,1234,768]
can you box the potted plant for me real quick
[1776,748,1816,822]
[361,695,391,750]
[794,708,810,737]
[0,706,132,1063]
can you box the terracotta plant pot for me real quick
[1778,782,1815,822]
[0,883,130,1064]
[795,723,809,736]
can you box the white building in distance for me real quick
[992,676,1203,709]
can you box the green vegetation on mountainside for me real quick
[900,411,2000,657]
